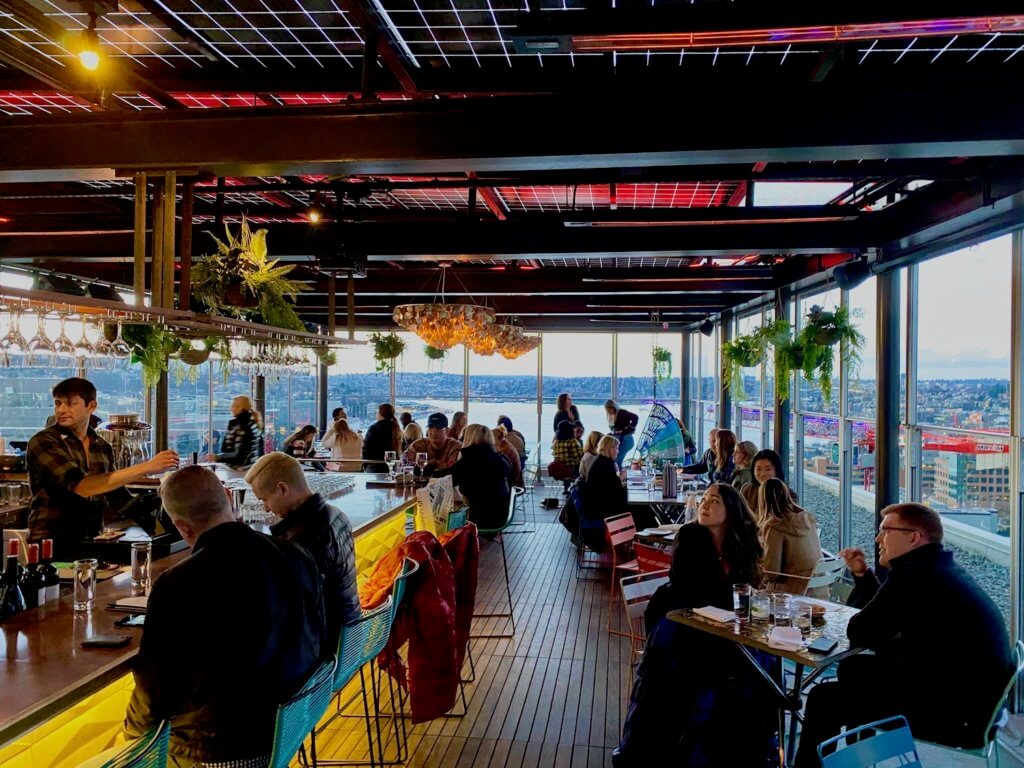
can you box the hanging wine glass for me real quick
[110,321,132,366]
[0,307,28,365]
[74,318,95,361]
[53,312,77,369]
[91,321,114,371]
[26,311,56,368]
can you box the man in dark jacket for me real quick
[795,502,1013,767]
[125,466,324,766]
[247,452,360,649]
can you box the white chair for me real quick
[619,569,670,694]
[764,556,847,597]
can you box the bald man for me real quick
[124,466,325,767]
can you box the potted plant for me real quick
[122,324,184,387]
[370,331,405,372]
[191,217,308,332]
[652,346,673,382]
[424,345,447,361]
[314,348,337,367]
[795,305,864,405]
[722,333,766,399]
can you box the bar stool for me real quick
[470,488,522,639]
[86,721,169,768]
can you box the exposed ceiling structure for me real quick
[1,1,1023,331]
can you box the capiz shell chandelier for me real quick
[392,303,495,350]
[498,330,541,359]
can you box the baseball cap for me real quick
[427,412,449,430]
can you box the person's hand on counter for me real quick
[143,450,180,475]
[205,453,218,463]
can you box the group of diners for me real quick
[612,490,1013,767]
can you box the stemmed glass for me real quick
[384,451,398,481]
[110,321,132,367]
[415,452,428,475]
[74,319,95,361]
[53,312,77,369]
[26,311,56,368]
[0,309,28,367]
[92,322,114,370]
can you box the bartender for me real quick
[26,377,179,560]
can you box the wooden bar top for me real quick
[0,473,418,748]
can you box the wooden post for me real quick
[150,182,164,308]
[162,171,176,308]
[133,172,147,307]
[179,179,194,310]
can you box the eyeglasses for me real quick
[878,525,919,535]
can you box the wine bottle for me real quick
[39,539,59,604]
[0,539,26,619]
[20,544,45,610]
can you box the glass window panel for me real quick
[919,427,1010,625]
[617,332,682,457]
[700,402,717,453]
[263,374,291,452]
[800,414,841,554]
[916,235,1011,432]
[847,279,877,419]
[0,367,79,442]
[797,292,840,415]
[735,313,762,409]
[167,361,211,456]
[763,306,776,404]
[688,332,700,407]
[700,324,718,401]
[328,333,389,432]
[395,332,464,431]
[469,343,539,445]
[752,182,851,206]
[738,406,762,447]
[541,333,612,461]
[211,370,253,450]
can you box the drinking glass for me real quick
[402,465,415,487]
[110,321,132,367]
[751,591,771,623]
[415,452,428,471]
[0,309,27,358]
[771,593,793,628]
[73,558,98,611]
[732,583,751,624]
[53,313,77,369]
[130,542,152,595]
[793,602,813,635]
[384,451,398,480]
[74,318,95,361]
[26,312,56,368]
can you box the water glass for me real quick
[131,542,152,594]
[732,583,751,624]
[73,559,98,611]
[402,465,415,487]
[751,591,771,623]
[793,602,813,635]
[771,593,793,627]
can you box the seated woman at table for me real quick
[281,424,317,458]
[436,424,511,531]
[402,420,423,450]
[758,478,824,597]
[682,428,736,484]
[739,448,795,512]
[322,418,363,468]
[578,430,603,481]
[494,424,523,488]
[579,435,627,552]
[615,483,775,767]
[730,440,758,490]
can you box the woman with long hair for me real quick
[449,411,468,442]
[708,429,737,483]
[579,430,604,480]
[281,424,317,458]
[362,403,402,472]
[758,477,824,596]
[731,440,758,491]
[739,448,792,511]
[552,392,584,435]
[403,420,423,449]
[323,417,362,465]
[580,435,628,552]
[436,424,512,530]
[493,424,523,488]
[208,395,263,468]
[616,483,774,766]
[604,399,639,467]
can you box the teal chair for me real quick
[471,487,522,639]
[818,715,921,767]
[917,640,1024,767]
[99,721,169,768]
[271,656,337,768]
[311,557,419,767]
[446,508,469,531]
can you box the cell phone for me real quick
[81,634,132,649]
[115,614,146,627]
[807,636,838,654]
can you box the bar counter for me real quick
[0,473,419,768]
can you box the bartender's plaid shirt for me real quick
[26,425,119,543]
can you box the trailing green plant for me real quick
[651,346,673,382]
[722,333,767,399]
[370,331,406,372]
[424,345,447,361]
[122,324,184,387]
[320,350,337,367]
[191,217,307,332]
[795,305,864,405]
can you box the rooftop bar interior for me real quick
[3,3,1024,766]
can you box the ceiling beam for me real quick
[2,82,1023,175]
[335,0,418,94]
[129,0,235,68]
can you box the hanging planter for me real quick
[796,305,864,406]
[122,324,184,387]
[424,345,447,361]
[371,331,406,372]
[722,333,767,399]
[651,346,673,383]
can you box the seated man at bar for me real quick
[125,466,325,766]
[246,451,360,648]
[794,503,1014,766]
[403,412,462,473]
[27,377,179,560]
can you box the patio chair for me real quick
[764,556,847,597]
[98,721,169,768]
[471,488,522,639]
[917,640,1024,767]
[817,715,921,768]
[574,485,610,580]
[634,541,672,573]
[619,569,670,694]
[604,512,640,636]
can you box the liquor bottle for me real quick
[0,539,26,619]
[39,539,60,604]
[20,544,45,610]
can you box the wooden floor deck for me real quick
[312,495,630,768]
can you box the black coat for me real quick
[216,411,261,468]
[440,443,511,531]
[125,522,325,763]
[552,405,583,434]
[272,493,360,651]
[362,418,399,470]
[579,456,627,551]
[846,543,1013,747]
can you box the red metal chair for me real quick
[604,512,640,636]
[635,542,673,573]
